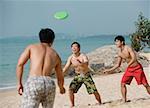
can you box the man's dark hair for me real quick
[71,42,80,49]
[39,28,55,43]
[114,35,125,45]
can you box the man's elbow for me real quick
[116,64,121,68]
[17,63,23,67]
[16,63,23,70]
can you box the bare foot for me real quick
[120,99,131,104]
[95,103,102,105]
[126,100,131,102]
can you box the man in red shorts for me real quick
[103,35,150,102]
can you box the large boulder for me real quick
[87,45,149,75]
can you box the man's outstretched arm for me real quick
[16,45,30,95]
[55,55,65,94]
[63,55,72,75]
[103,56,122,73]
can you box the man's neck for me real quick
[41,43,51,47]
[73,52,80,57]
[120,45,125,51]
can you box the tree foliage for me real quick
[130,12,150,52]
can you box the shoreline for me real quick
[0,86,16,92]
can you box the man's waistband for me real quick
[75,72,90,76]
[28,75,52,80]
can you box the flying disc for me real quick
[54,11,68,20]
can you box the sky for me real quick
[148,0,150,18]
[0,0,149,37]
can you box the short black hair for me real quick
[71,42,80,49]
[39,28,55,43]
[114,35,125,45]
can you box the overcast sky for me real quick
[0,0,149,37]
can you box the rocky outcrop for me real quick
[87,45,149,75]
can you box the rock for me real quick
[87,45,149,75]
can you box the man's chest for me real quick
[119,50,130,59]
[71,56,83,66]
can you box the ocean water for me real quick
[0,35,130,89]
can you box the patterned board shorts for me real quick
[21,76,56,108]
[69,72,98,94]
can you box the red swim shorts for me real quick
[121,63,148,85]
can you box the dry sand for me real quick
[0,66,150,108]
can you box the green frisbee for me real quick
[54,11,69,20]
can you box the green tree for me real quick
[130,12,150,52]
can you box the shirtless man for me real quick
[16,28,65,108]
[103,35,150,102]
[63,42,101,107]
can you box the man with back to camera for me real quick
[16,28,65,108]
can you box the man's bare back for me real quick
[27,43,60,76]
[16,28,65,98]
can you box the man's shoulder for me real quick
[68,54,73,59]
[26,43,45,51]
[25,44,35,50]
[28,43,38,48]
[125,45,134,52]
[80,53,87,57]
[125,45,131,49]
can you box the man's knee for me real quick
[93,91,99,95]
[69,89,74,94]
[143,83,150,88]
[121,83,126,88]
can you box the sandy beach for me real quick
[0,66,150,108]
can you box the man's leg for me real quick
[42,79,56,108]
[143,84,150,94]
[21,77,41,108]
[93,91,102,104]
[84,73,102,104]
[69,75,83,107]
[133,67,150,95]
[140,70,150,94]
[121,71,133,102]
[121,83,127,102]
[69,89,75,107]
